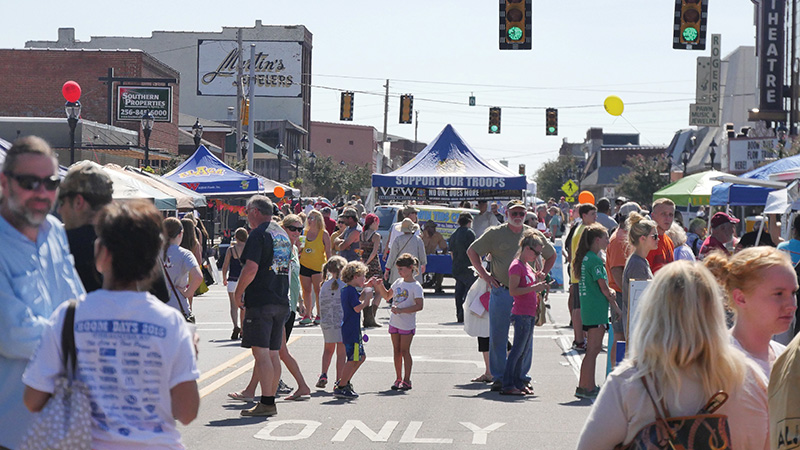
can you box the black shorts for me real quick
[299,265,321,277]
[285,310,296,340]
[570,283,581,309]
[241,304,290,350]
[582,324,608,332]
[478,337,512,352]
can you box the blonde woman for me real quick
[705,247,798,379]
[578,261,769,449]
[298,209,332,325]
[620,212,659,340]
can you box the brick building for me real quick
[309,121,382,171]
[0,48,180,164]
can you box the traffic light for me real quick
[673,0,707,50]
[499,0,532,50]
[399,94,413,124]
[546,108,558,136]
[340,91,354,121]
[489,107,501,134]
[518,164,526,175]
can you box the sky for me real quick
[2,0,759,175]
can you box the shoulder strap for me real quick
[62,300,78,377]
[641,377,678,443]
[163,259,190,318]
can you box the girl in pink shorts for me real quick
[374,253,424,391]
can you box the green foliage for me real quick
[616,154,671,207]
[156,155,188,175]
[534,156,577,200]
[301,156,371,200]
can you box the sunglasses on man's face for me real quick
[509,210,526,217]
[285,225,303,232]
[6,173,60,191]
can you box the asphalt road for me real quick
[180,281,603,449]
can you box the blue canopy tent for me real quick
[163,145,261,196]
[372,124,526,202]
[710,154,800,206]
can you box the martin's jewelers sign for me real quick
[197,40,302,97]
[116,86,172,122]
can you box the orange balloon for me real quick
[578,191,595,205]
[274,186,285,198]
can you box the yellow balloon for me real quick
[604,95,624,116]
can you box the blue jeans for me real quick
[503,314,535,390]
[489,286,532,382]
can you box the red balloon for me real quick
[62,81,81,102]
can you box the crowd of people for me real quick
[1,134,799,448]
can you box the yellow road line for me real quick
[197,335,303,399]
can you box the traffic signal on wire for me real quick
[499,0,532,50]
[489,107,501,134]
[399,94,413,124]
[340,91,354,121]
[673,0,707,50]
[546,108,558,136]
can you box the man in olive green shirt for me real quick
[467,200,555,391]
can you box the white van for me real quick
[373,204,479,250]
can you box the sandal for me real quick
[284,391,311,401]
[500,388,525,396]
[399,381,412,391]
[390,379,403,390]
[471,374,493,383]
[227,392,256,402]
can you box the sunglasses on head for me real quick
[285,225,303,232]
[6,173,60,191]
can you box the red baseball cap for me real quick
[710,212,739,228]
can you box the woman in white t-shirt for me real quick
[704,247,798,379]
[375,253,424,391]
[163,217,203,317]
[578,261,769,450]
[23,200,200,449]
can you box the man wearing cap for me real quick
[321,207,337,236]
[422,219,448,295]
[646,198,676,272]
[698,212,739,260]
[335,207,362,262]
[613,196,627,218]
[467,199,556,391]
[57,161,113,293]
[449,212,475,323]
[473,200,500,238]
[386,205,421,255]
[0,137,85,448]
[605,201,640,362]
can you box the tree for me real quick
[534,156,577,201]
[616,154,671,207]
[301,156,372,200]
[156,155,188,176]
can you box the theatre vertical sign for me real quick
[758,0,786,116]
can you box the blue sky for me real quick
[2,0,758,174]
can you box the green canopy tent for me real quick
[652,170,726,207]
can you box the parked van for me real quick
[374,204,479,250]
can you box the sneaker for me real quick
[231,326,241,340]
[313,316,321,325]
[572,341,587,352]
[334,383,359,399]
[522,381,535,395]
[574,386,600,399]
[316,374,328,389]
[391,379,403,390]
[490,380,503,392]
[299,316,312,325]
[240,402,277,417]
[277,379,294,394]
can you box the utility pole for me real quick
[236,29,244,161]
[414,110,419,152]
[247,44,256,171]
[381,79,389,171]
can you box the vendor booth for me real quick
[652,170,725,206]
[164,145,261,195]
[372,124,526,203]
[710,154,800,206]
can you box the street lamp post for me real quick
[777,124,789,159]
[141,111,154,168]
[240,134,249,162]
[682,149,690,175]
[192,118,203,149]
[294,149,301,180]
[65,101,81,165]
[276,143,284,182]
[708,138,718,169]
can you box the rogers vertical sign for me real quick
[758,0,785,113]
